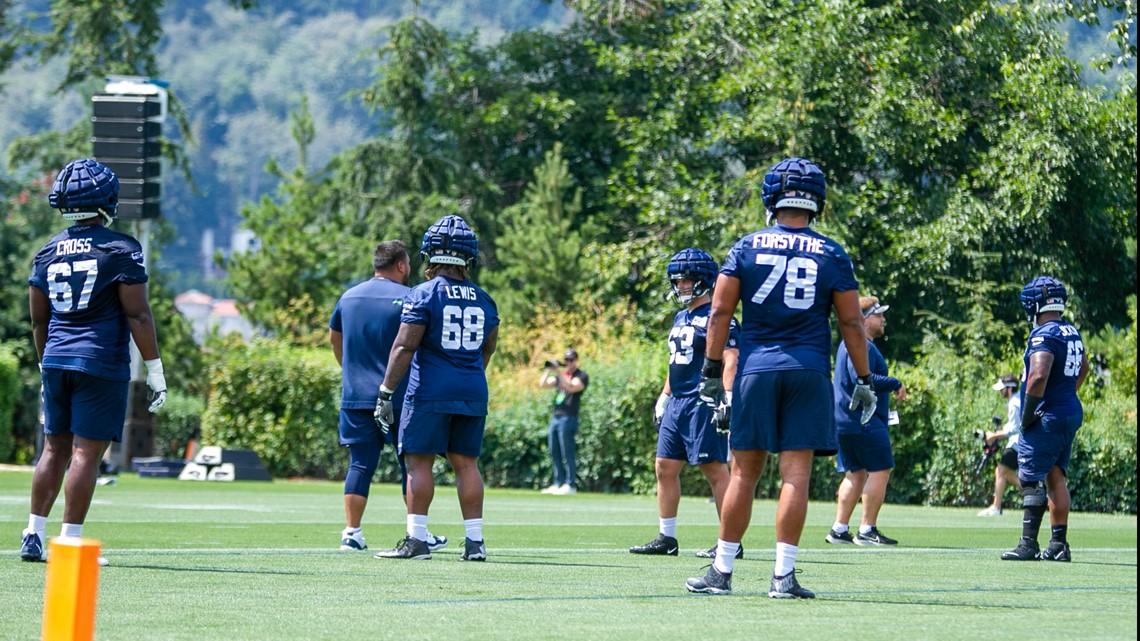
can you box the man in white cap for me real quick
[978,374,1022,516]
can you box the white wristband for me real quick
[724,391,733,405]
[144,358,164,375]
[379,383,395,395]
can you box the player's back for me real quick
[722,223,858,375]
[29,224,147,380]
[402,275,499,412]
[334,277,410,408]
[1024,320,1084,417]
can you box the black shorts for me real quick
[999,447,1019,470]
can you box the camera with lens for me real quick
[544,359,563,369]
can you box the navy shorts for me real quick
[731,370,837,454]
[399,405,486,457]
[657,395,728,465]
[836,428,894,473]
[1018,413,1081,483]
[339,407,398,446]
[41,368,128,443]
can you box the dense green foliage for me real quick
[0,343,19,462]
[199,339,344,478]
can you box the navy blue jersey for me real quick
[668,303,741,397]
[28,224,148,381]
[329,277,410,410]
[721,224,858,376]
[1022,320,1084,418]
[401,275,499,415]
[833,340,901,434]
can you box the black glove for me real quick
[698,357,724,407]
[849,375,877,425]
[1021,393,1044,432]
[712,394,731,435]
[374,385,395,435]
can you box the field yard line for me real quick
[9,546,1134,556]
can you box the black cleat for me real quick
[460,538,486,561]
[1039,541,1071,562]
[854,527,898,546]
[825,529,856,545]
[685,565,732,595]
[374,535,431,560]
[695,544,744,559]
[769,569,815,599]
[1000,538,1040,561]
[630,534,679,556]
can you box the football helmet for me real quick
[49,158,119,224]
[667,248,718,304]
[761,157,827,221]
[1020,276,1067,323]
[421,215,478,267]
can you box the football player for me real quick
[373,215,499,561]
[685,157,875,598]
[329,240,446,553]
[630,249,741,559]
[21,159,167,565]
[1001,277,1088,562]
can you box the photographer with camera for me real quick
[977,374,1022,516]
[539,349,589,495]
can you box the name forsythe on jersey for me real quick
[751,233,826,254]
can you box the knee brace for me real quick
[1021,481,1047,507]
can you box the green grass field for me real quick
[0,469,1135,641]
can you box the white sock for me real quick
[464,518,483,542]
[659,517,677,538]
[774,542,798,577]
[712,539,740,575]
[408,514,429,542]
[28,514,47,537]
[61,523,83,539]
[832,522,849,534]
[859,524,875,535]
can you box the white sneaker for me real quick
[426,532,448,552]
[977,506,1002,517]
[540,484,561,494]
[340,529,367,550]
[554,484,577,495]
[97,556,109,567]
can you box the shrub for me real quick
[153,391,206,460]
[200,338,345,478]
[0,343,19,462]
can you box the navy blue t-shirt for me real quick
[28,224,148,381]
[668,302,741,397]
[1022,319,1084,419]
[721,224,858,376]
[329,277,410,410]
[401,275,499,415]
[833,339,901,433]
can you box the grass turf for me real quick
[0,470,1135,640]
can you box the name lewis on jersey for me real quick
[55,238,93,255]
[752,232,825,254]
[445,284,478,301]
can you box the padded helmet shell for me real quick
[49,158,119,220]
[761,157,826,218]
[1020,276,1068,319]
[421,215,479,267]
[667,248,718,304]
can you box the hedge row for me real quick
[0,344,19,463]
[184,329,1135,514]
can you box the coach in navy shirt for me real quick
[373,216,499,562]
[828,296,907,548]
[329,240,444,554]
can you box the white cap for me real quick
[862,302,889,317]
[991,378,1018,391]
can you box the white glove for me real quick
[713,391,732,435]
[849,376,876,425]
[144,358,167,413]
[654,393,669,429]
[374,384,395,434]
